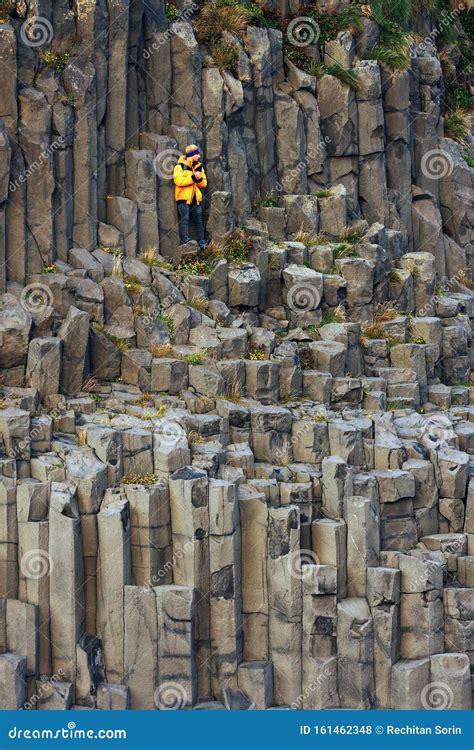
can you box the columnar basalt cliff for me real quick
[0,0,472,711]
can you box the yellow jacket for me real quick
[173,156,207,204]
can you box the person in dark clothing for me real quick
[173,144,208,249]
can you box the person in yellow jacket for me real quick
[173,144,208,249]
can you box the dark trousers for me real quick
[177,201,205,244]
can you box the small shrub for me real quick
[300,348,313,370]
[406,336,426,344]
[407,261,420,281]
[255,192,280,209]
[182,350,207,365]
[187,430,206,446]
[151,343,178,358]
[325,63,361,89]
[165,2,179,22]
[267,254,281,271]
[139,247,161,267]
[313,189,332,199]
[122,473,160,485]
[0,1,14,22]
[42,263,56,274]
[209,41,239,74]
[457,269,474,290]
[364,44,410,71]
[112,256,123,277]
[246,345,267,361]
[373,302,400,323]
[81,375,98,392]
[194,0,252,44]
[224,229,253,265]
[390,268,404,284]
[224,380,244,403]
[311,412,329,423]
[464,155,474,168]
[387,401,403,411]
[123,274,143,294]
[107,334,129,353]
[293,230,327,248]
[42,50,69,73]
[445,83,473,112]
[158,314,174,336]
[177,257,214,275]
[0,400,8,410]
[321,305,347,326]
[333,243,360,260]
[134,392,154,408]
[187,294,209,314]
[444,109,470,143]
[102,246,123,257]
[77,429,88,446]
[60,92,76,108]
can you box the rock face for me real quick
[0,0,472,715]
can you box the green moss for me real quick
[313,189,332,199]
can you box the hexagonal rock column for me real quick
[169,467,210,699]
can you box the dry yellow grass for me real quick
[151,343,178,358]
